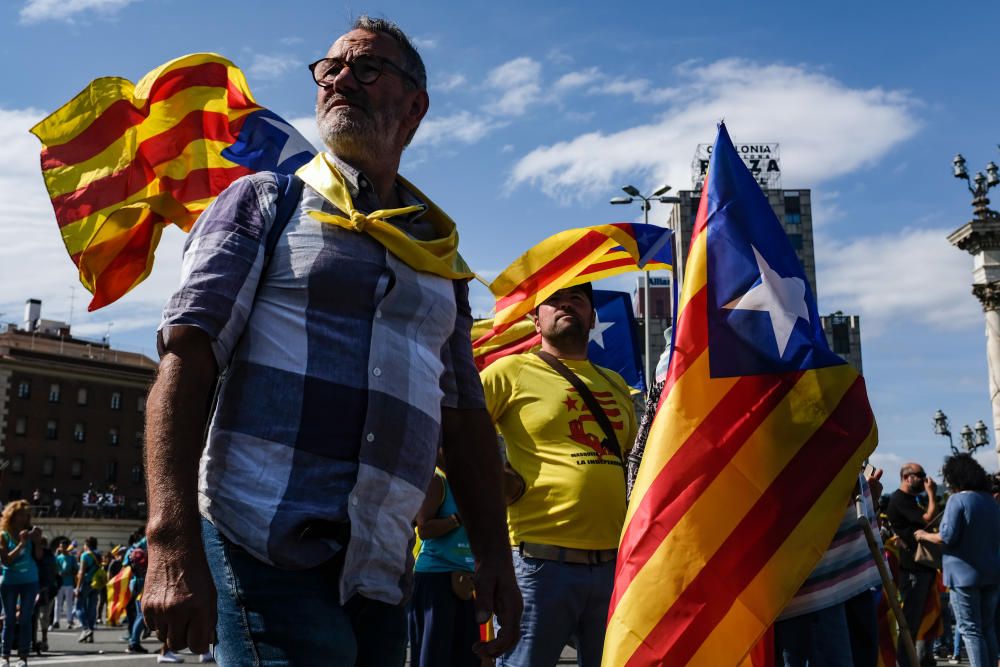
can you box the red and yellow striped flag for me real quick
[106,564,132,625]
[30,53,314,310]
[488,222,672,335]
[603,124,877,665]
[471,316,540,370]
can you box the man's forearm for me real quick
[145,349,215,548]
[441,407,512,561]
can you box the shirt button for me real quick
[375,309,382,319]
[358,177,368,189]
[366,433,375,442]
[351,495,359,506]
[372,367,382,377]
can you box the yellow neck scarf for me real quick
[295,153,473,280]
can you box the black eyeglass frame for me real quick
[308,55,419,89]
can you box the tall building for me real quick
[821,312,863,374]
[634,277,672,375]
[0,300,155,515]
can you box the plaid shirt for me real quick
[158,155,485,604]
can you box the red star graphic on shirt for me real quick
[563,395,579,411]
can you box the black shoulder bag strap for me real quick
[535,351,624,464]
[204,173,304,430]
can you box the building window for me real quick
[46,420,58,440]
[105,461,118,483]
[10,454,24,475]
[48,384,61,403]
[131,464,144,485]
[110,391,122,410]
[42,457,55,478]
[14,417,26,436]
[137,394,146,413]
[831,318,851,355]
[788,233,803,250]
[135,430,144,448]
[77,387,88,406]
[108,428,119,446]
[73,422,86,443]
[70,459,83,479]
[784,194,801,214]
[16,381,30,399]
[785,213,801,225]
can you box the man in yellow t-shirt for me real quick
[480,283,637,667]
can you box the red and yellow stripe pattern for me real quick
[603,181,877,665]
[488,223,671,335]
[30,53,263,310]
[471,316,540,370]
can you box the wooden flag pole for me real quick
[856,514,919,667]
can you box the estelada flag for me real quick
[30,53,315,310]
[488,222,672,336]
[603,123,877,666]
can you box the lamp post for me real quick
[611,185,681,391]
[933,409,991,456]
[947,148,1000,468]
[934,409,955,454]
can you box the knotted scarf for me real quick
[296,153,474,279]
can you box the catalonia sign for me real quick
[692,143,781,190]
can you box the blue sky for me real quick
[2,0,999,480]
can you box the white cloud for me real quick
[20,0,136,23]
[553,68,600,93]
[287,116,323,153]
[248,53,301,82]
[433,73,467,92]
[509,58,920,201]
[412,36,438,50]
[816,227,978,335]
[590,78,678,104]
[485,57,543,116]
[412,111,505,148]
[0,106,183,354]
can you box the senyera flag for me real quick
[487,222,672,336]
[604,123,877,666]
[30,53,315,311]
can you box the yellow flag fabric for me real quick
[296,152,473,280]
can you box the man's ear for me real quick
[530,312,541,334]
[402,89,430,144]
[588,307,596,330]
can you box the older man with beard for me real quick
[141,16,520,666]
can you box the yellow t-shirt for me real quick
[481,353,638,550]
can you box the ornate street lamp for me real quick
[934,409,956,454]
[611,185,681,390]
[948,146,1000,469]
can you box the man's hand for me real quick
[865,467,884,502]
[142,539,217,654]
[471,554,522,659]
[924,475,937,496]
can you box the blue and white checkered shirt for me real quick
[158,155,485,605]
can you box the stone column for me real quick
[949,217,1000,468]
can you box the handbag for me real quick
[914,539,942,570]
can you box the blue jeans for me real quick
[130,598,145,648]
[407,571,479,667]
[201,517,406,666]
[774,601,854,667]
[950,584,1000,667]
[0,581,38,657]
[498,550,615,667]
[74,585,97,631]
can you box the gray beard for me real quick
[317,105,396,165]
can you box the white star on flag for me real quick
[260,115,315,166]
[589,312,615,348]
[723,245,809,357]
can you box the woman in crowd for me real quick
[407,454,479,667]
[0,500,43,666]
[916,453,1000,667]
[73,537,100,643]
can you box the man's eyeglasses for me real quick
[308,55,418,88]
[907,471,927,479]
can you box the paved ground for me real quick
[17,625,970,665]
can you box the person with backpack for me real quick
[31,537,59,656]
[0,500,42,667]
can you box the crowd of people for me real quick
[0,506,213,665]
[28,485,140,520]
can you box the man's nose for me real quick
[331,63,361,92]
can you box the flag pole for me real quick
[643,201,652,391]
[856,514,919,667]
